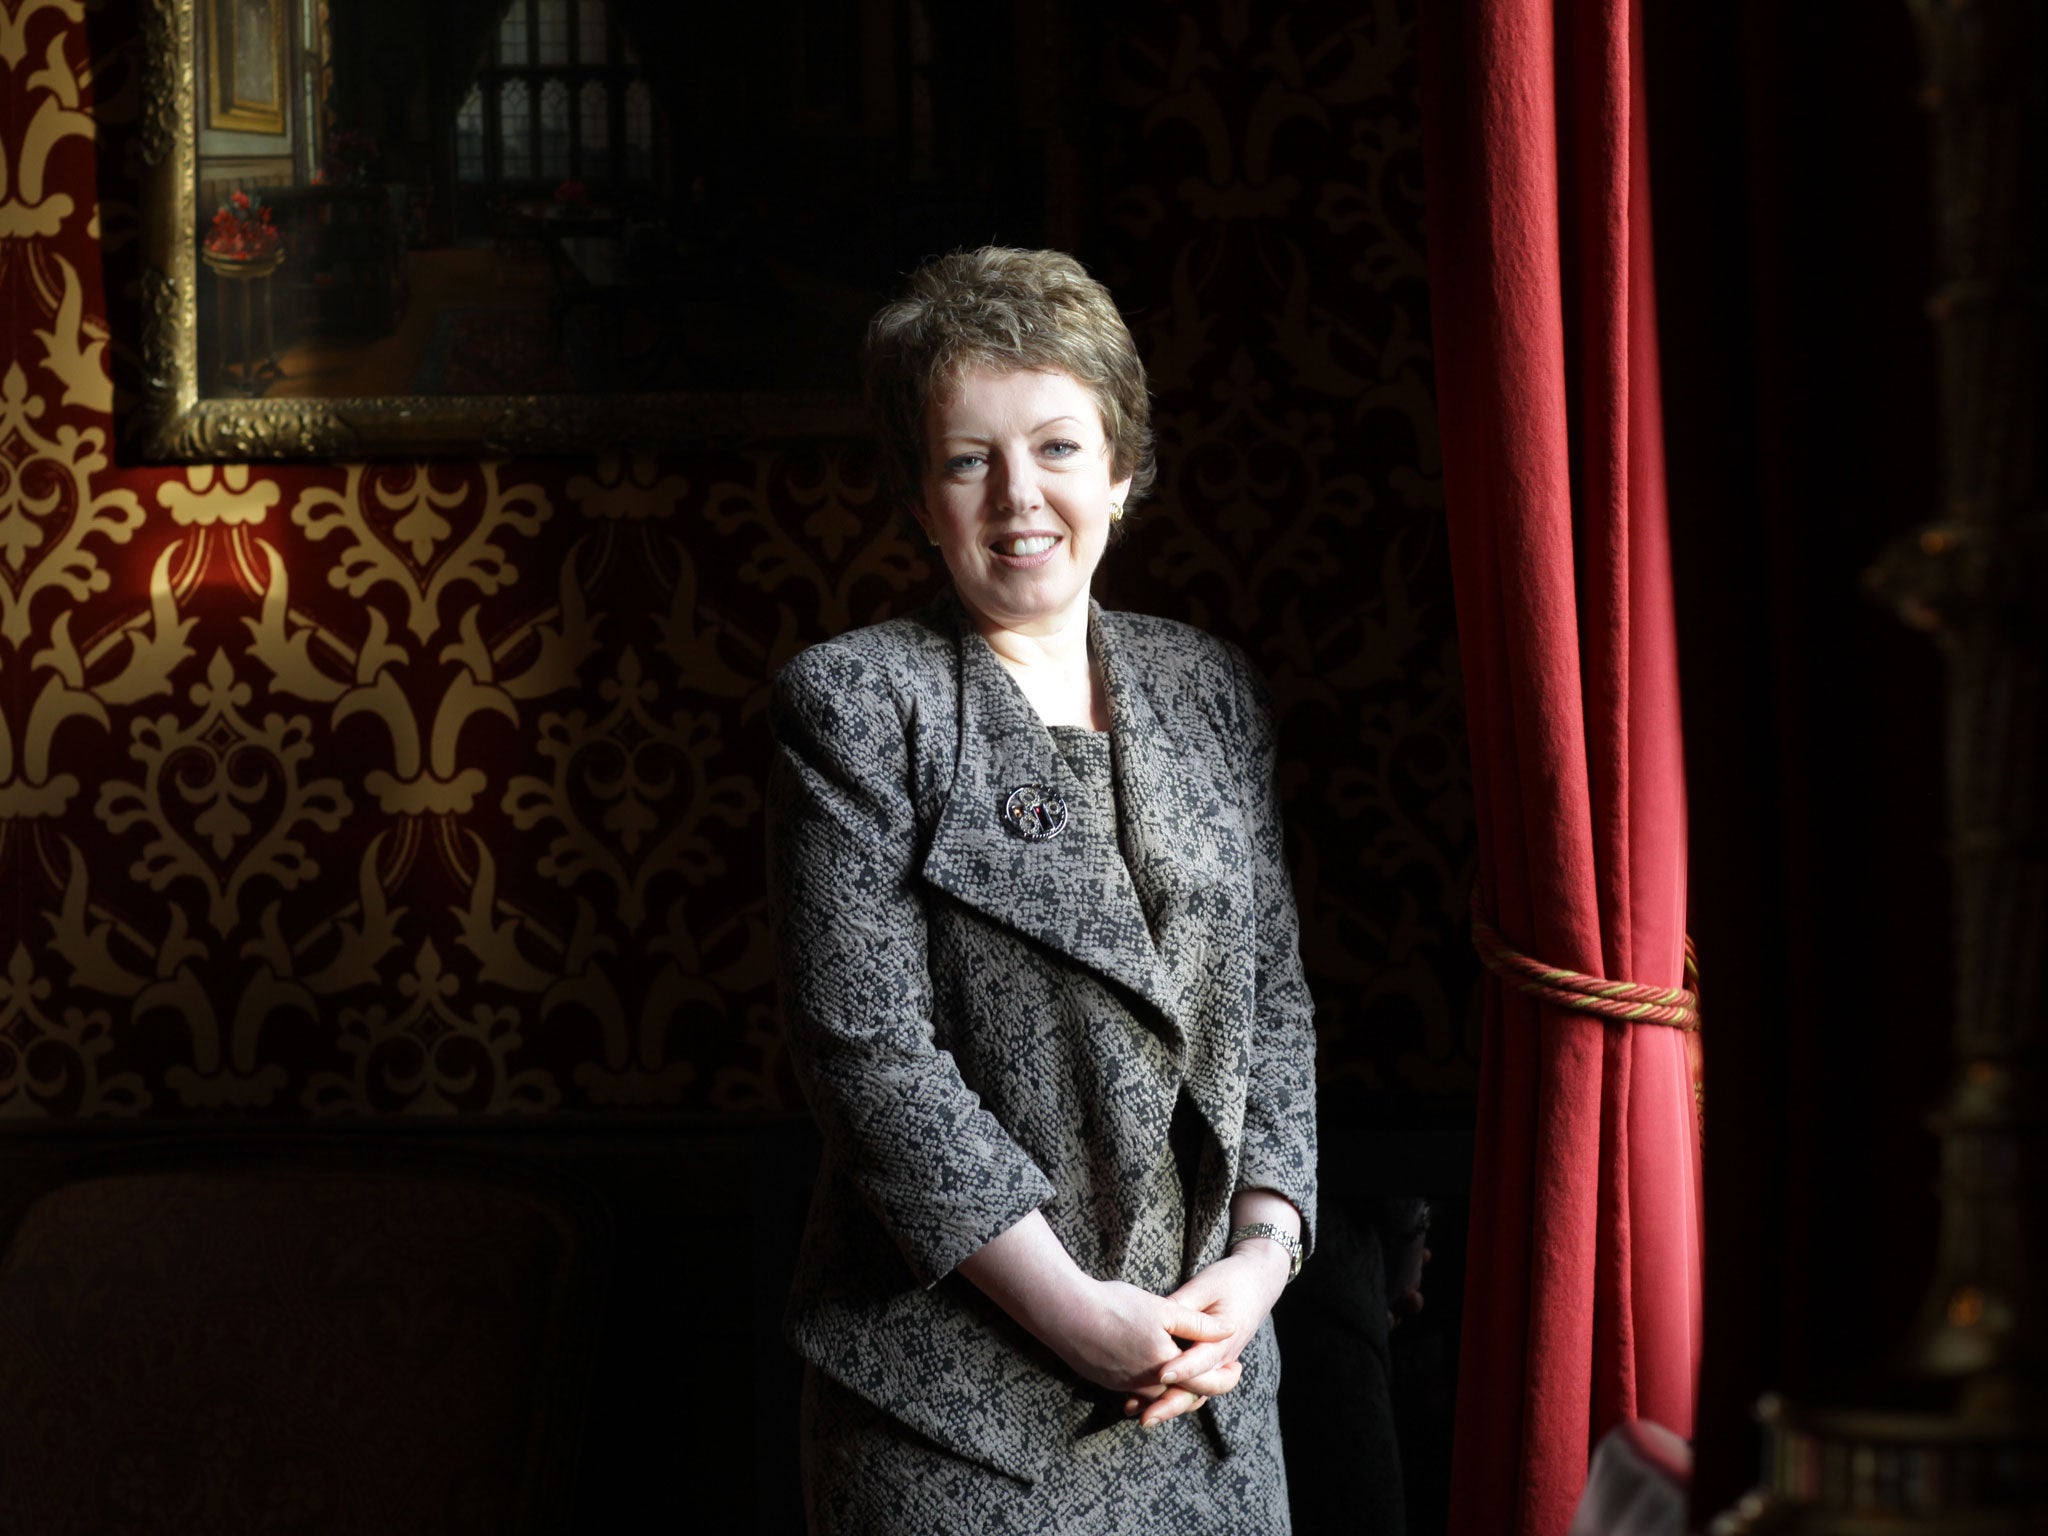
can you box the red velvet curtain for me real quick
[1419,1,1703,1531]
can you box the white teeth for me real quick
[996,536,1057,556]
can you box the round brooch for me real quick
[1003,784,1069,842]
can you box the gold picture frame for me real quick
[136,0,895,461]
[130,0,1073,460]
[204,0,287,136]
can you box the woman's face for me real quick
[915,364,1133,640]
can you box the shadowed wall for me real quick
[5,0,1472,1127]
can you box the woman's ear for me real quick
[909,502,938,548]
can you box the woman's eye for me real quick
[944,454,984,474]
[1041,439,1081,459]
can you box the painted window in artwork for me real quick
[498,78,533,179]
[456,84,486,181]
[458,0,662,190]
[496,3,528,64]
[579,80,609,155]
[539,78,572,179]
[536,0,570,66]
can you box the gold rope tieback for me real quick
[1469,890,1702,1032]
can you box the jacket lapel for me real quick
[1092,608,1242,994]
[1092,609,1250,1150]
[920,604,1177,1024]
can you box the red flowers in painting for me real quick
[204,188,281,258]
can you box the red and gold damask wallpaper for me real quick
[0,0,1475,1121]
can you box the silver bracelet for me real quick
[1227,1221,1303,1282]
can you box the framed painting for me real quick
[135,0,1098,460]
[204,0,287,135]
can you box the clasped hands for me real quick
[957,1208,1295,1431]
[1053,1243,1292,1429]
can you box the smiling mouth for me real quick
[991,535,1060,557]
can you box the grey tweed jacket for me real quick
[767,592,1319,1486]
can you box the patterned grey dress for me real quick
[769,596,1316,1536]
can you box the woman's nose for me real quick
[997,457,1042,513]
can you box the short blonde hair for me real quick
[863,247,1156,516]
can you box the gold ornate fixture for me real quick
[1720,2,2048,1529]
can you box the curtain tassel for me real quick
[1469,890,1702,1032]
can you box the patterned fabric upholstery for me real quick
[0,1151,602,1536]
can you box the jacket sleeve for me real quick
[767,642,1057,1288]
[1222,641,1321,1259]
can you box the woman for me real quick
[768,247,1318,1534]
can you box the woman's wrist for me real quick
[1230,1234,1295,1285]
[1225,1191,1304,1312]
[1221,1237,1293,1319]
[956,1210,1101,1352]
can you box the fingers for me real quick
[1164,1307,1233,1344]
[1126,1354,1241,1421]
[1138,1386,1206,1428]
[1157,1338,1232,1387]
[1168,1358,1242,1399]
